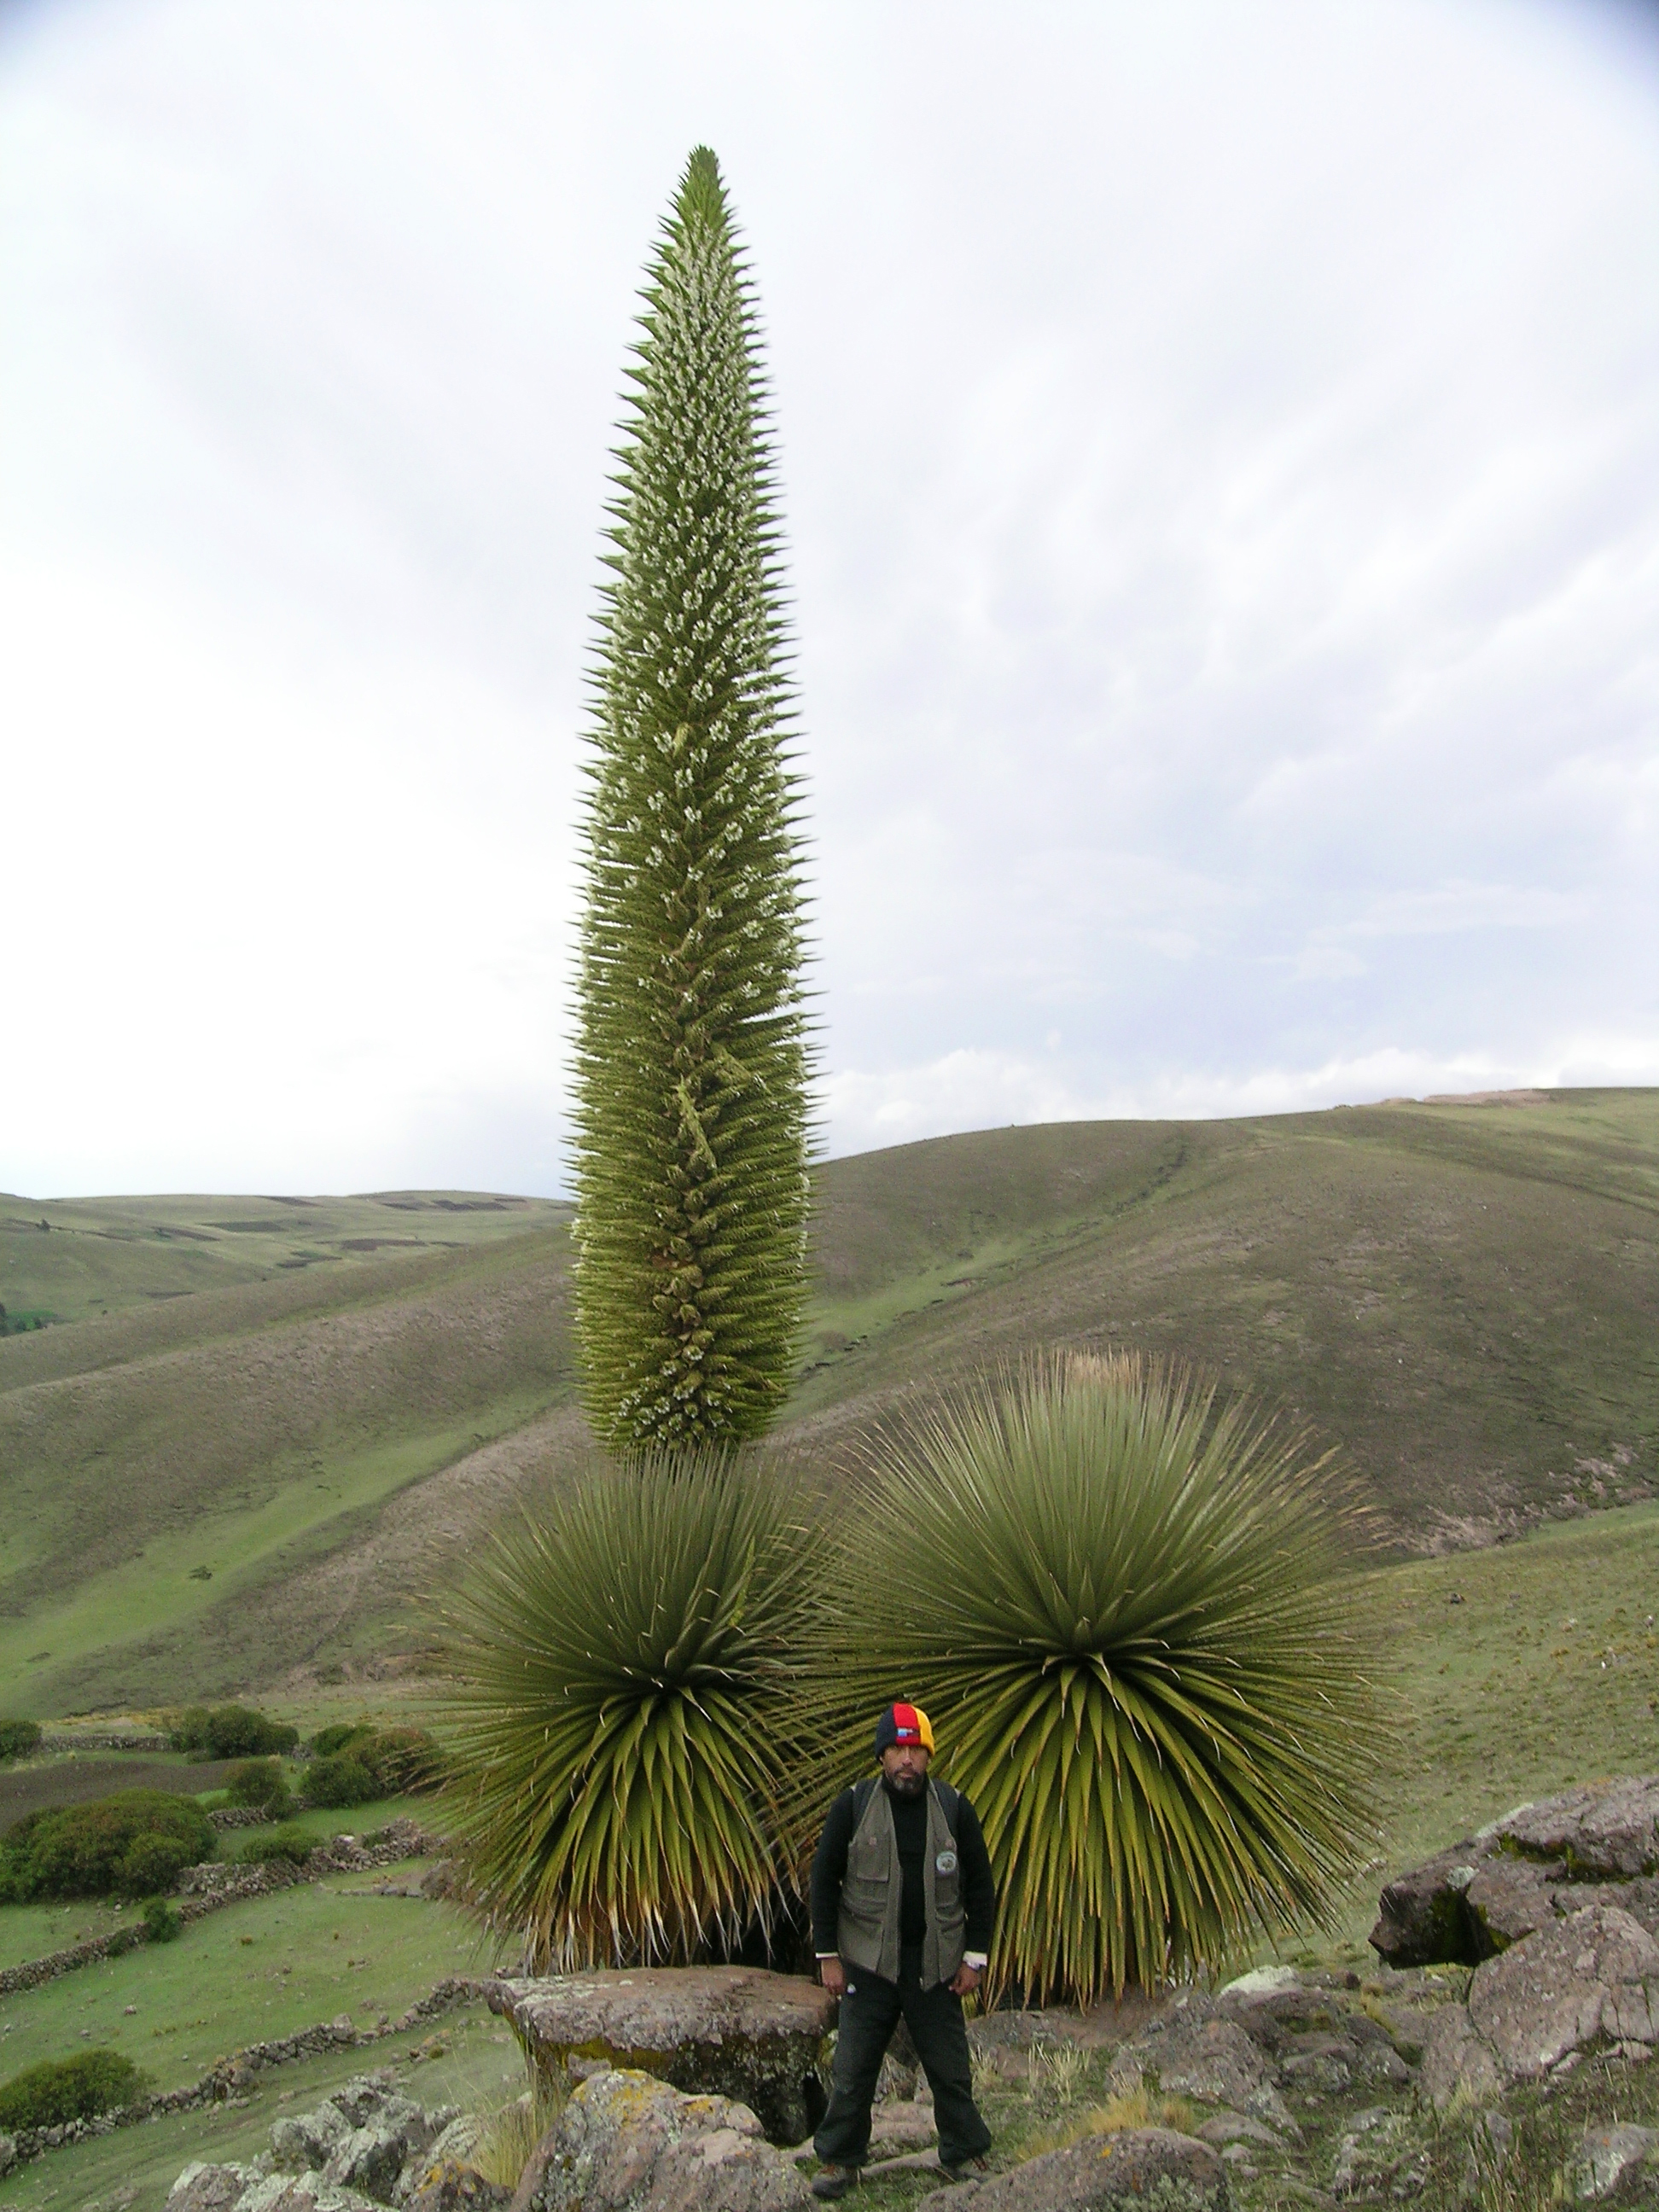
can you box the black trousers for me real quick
[814,1946,992,2169]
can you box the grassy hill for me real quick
[2,1089,1654,1715]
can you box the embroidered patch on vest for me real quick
[935,1849,958,1874]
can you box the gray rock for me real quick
[513,2068,810,2212]
[323,2122,420,2204]
[1419,2004,1503,2113]
[234,2177,383,2212]
[1569,2123,1659,2202]
[490,1967,835,2146]
[1194,2111,1280,2147]
[1464,1858,1559,1956]
[1111,2006,1297,2137]
[1490,1777,1659,1879]
[166,2168,249,2212]
[1469,1902,1659,2081]
[402,2162,511,2211]
[951,2128,1228,2209]
[1370,1844,1487,1966]
[271,2107,352,2171]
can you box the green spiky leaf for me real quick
[573,146,813,1447]
[435,1447,826,1970]
[825,1353,1385,2002]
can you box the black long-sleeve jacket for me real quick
[810,1776,996,1958]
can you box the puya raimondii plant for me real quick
[437,1447,827,1970]
[829,1353,1384,2004]
[572,147,812,1448]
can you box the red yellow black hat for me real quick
[874,1701,935,1756]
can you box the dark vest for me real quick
[835,1777,966,1987]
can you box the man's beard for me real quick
[887,1769,927,1798]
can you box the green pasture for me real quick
[0,1859,498,2100]
[0,1409,548,1716]
[792,1093,1659,1547]
[0,2000,524,2211]
[1274,1498,1659,1970]
[1,1090,1654,1714]
[0,1192,568,1328]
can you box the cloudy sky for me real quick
[3,0,1656,1197]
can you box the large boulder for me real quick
[1370,1845,1491,1966]
[1369,1777,1659,1970]
[403,2163,511,2211]
[1419,1901,1659,2107]
[952,2128,1228,2209]
[268,2075,446,2203]
[1469,1902,1659,2080]
[509,2068,811,2212]
[489,1969,835,2146]
[1493,1778,1659,1879]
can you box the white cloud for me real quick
[1,0,1656,1195]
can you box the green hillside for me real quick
[1,1089,1654,1715]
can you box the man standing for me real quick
[809,1701,995,2197]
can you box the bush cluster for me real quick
[168,1704,298,1761]
[0,1790,215,1903]
[0,2049,146,2130]
[0,1718,43,1762]
[142,1895,182,1942]
[224,1757,292,1814]
[304,1724,441,1807]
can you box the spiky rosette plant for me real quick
[435,1448,826,1970]
[828,1353,1382,2003]
[573,145,813,1449]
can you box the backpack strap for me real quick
[852,1776,879,1822]
[929,1778,961,1827]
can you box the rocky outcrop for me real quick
[952,2128,1228,2209]
[1370,1778,1659,2109]
[490,1968,836,2146]
[510,2069,811,2212]
[166,2075,466,2212]
[1370,1776,1659,1968]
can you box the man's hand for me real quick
[818,1956,847,1997]
[948,1962,983,1998]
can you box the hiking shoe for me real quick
[940,2155,991,2184]
[812,2165,859,2200]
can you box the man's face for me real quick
[882,1742,930,1796]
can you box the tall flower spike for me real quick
[572,147,813,1447]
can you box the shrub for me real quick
[439,1447,826,1970]
[166,1706,212,1753]
[0,1719,43,1762]
[167,1704,297,1759]
[827,1353,1382,2003]
[237,1824,314,1867]
[0,1789,215,1902]
[224,1758,292,1813]
[0,2048,146,2129]
[141,1895,181,1942]
[205,1705,298,1760]
[304,1724,441,1795]
[304,1754,375,1809]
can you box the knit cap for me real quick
[874,1701,935,1756]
